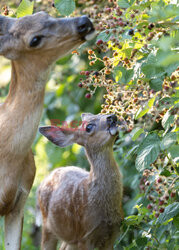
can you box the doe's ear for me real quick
[39,126,75,148]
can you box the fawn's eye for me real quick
[86,124,95,133]
[30,36,43,47]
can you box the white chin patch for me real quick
[85,31,97,41]
[109,126,118,136]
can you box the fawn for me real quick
[0,12,95,249]
[38,113,123,250]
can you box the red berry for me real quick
[85,93,91,99]
[170,191,176,198]
[85,71,90,76]
[96,39,103,45]
[118,21,124,27]
[155,212,159,218]
[159,199,164,205]
[147,204,153,209]
[78,83,83,88]
[157,177,162,184]
[80,71,85,75]
[130,14,135,18]
[164,85,169,91]
[159,207,165,213]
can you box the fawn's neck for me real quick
[3,58,51,155]
[86,146,122,192]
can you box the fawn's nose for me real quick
[77,16,95,38]
[107,115,117,126]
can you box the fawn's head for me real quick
[39,113,118,150]
[0,12,95,61]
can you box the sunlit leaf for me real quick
[17,0,34,18]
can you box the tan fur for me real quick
[38,114,123,250]
[0,12,94,249]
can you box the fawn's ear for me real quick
[39,126,75,148]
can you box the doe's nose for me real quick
[77,16,94,38]
[107,115,117,126]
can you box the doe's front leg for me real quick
[4,191,28,250]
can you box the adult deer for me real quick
[38,113,123,250]
[0,12,95,250]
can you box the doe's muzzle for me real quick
[77,15,95,40]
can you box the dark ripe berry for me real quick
[119,21,124,27]
[145,181,150,186]
[52,3,55,8]
[130,14,135,18]
[170,81,176,87]
[159,207,165,213]
[170,191,176,198]
[155,212,160,218]
[78,82,83,88]
[147,204,153,209]
[93,71,99,77]
[96,39,103,45]
[164,85,169,91]
[128,29,134,35]
[159,199,164,205]
[85,93,91,99]
[148,23,154,30]
[85,71,90,76]
[157,177,162,183]
[148,195,154,201]
[164,194,169,200]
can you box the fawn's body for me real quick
[0,12,95,249]
[38,113,123,250]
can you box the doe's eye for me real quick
[30,36,43,47]
[86,124,95,133]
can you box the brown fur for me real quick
[0,12,94,250]
[38,114,123,250]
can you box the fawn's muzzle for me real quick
[77,16,95,40]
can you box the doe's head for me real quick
[39,113,119,150]
[0,12,95,60]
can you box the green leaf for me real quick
[135,133,161,171]
[162,111,175,130]
[17,0,34,18]
[96,30,112,42]
[136,237,148,247]
[148,97,155,108]
[160,132,177,150]
[135,107,150,120]
[156,202,179,224]
[55,0,75,16]
[114,66,134,84]
[149,78,163,91]
[118,0,130,8]
[132,128,144,141]
[168,145,179,163]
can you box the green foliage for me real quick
[54,0,75,16]
[17,0,34,18]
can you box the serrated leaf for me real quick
[168,145,179,163]
[162,111,175,130]
[135,133,160,171]
[17,0,34,18]
[149,78,163,91]
[118,0,130,8]
[55,0,75,16]
[160,132,177,150]
[132,128,144,141]
[156,202,179,224]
